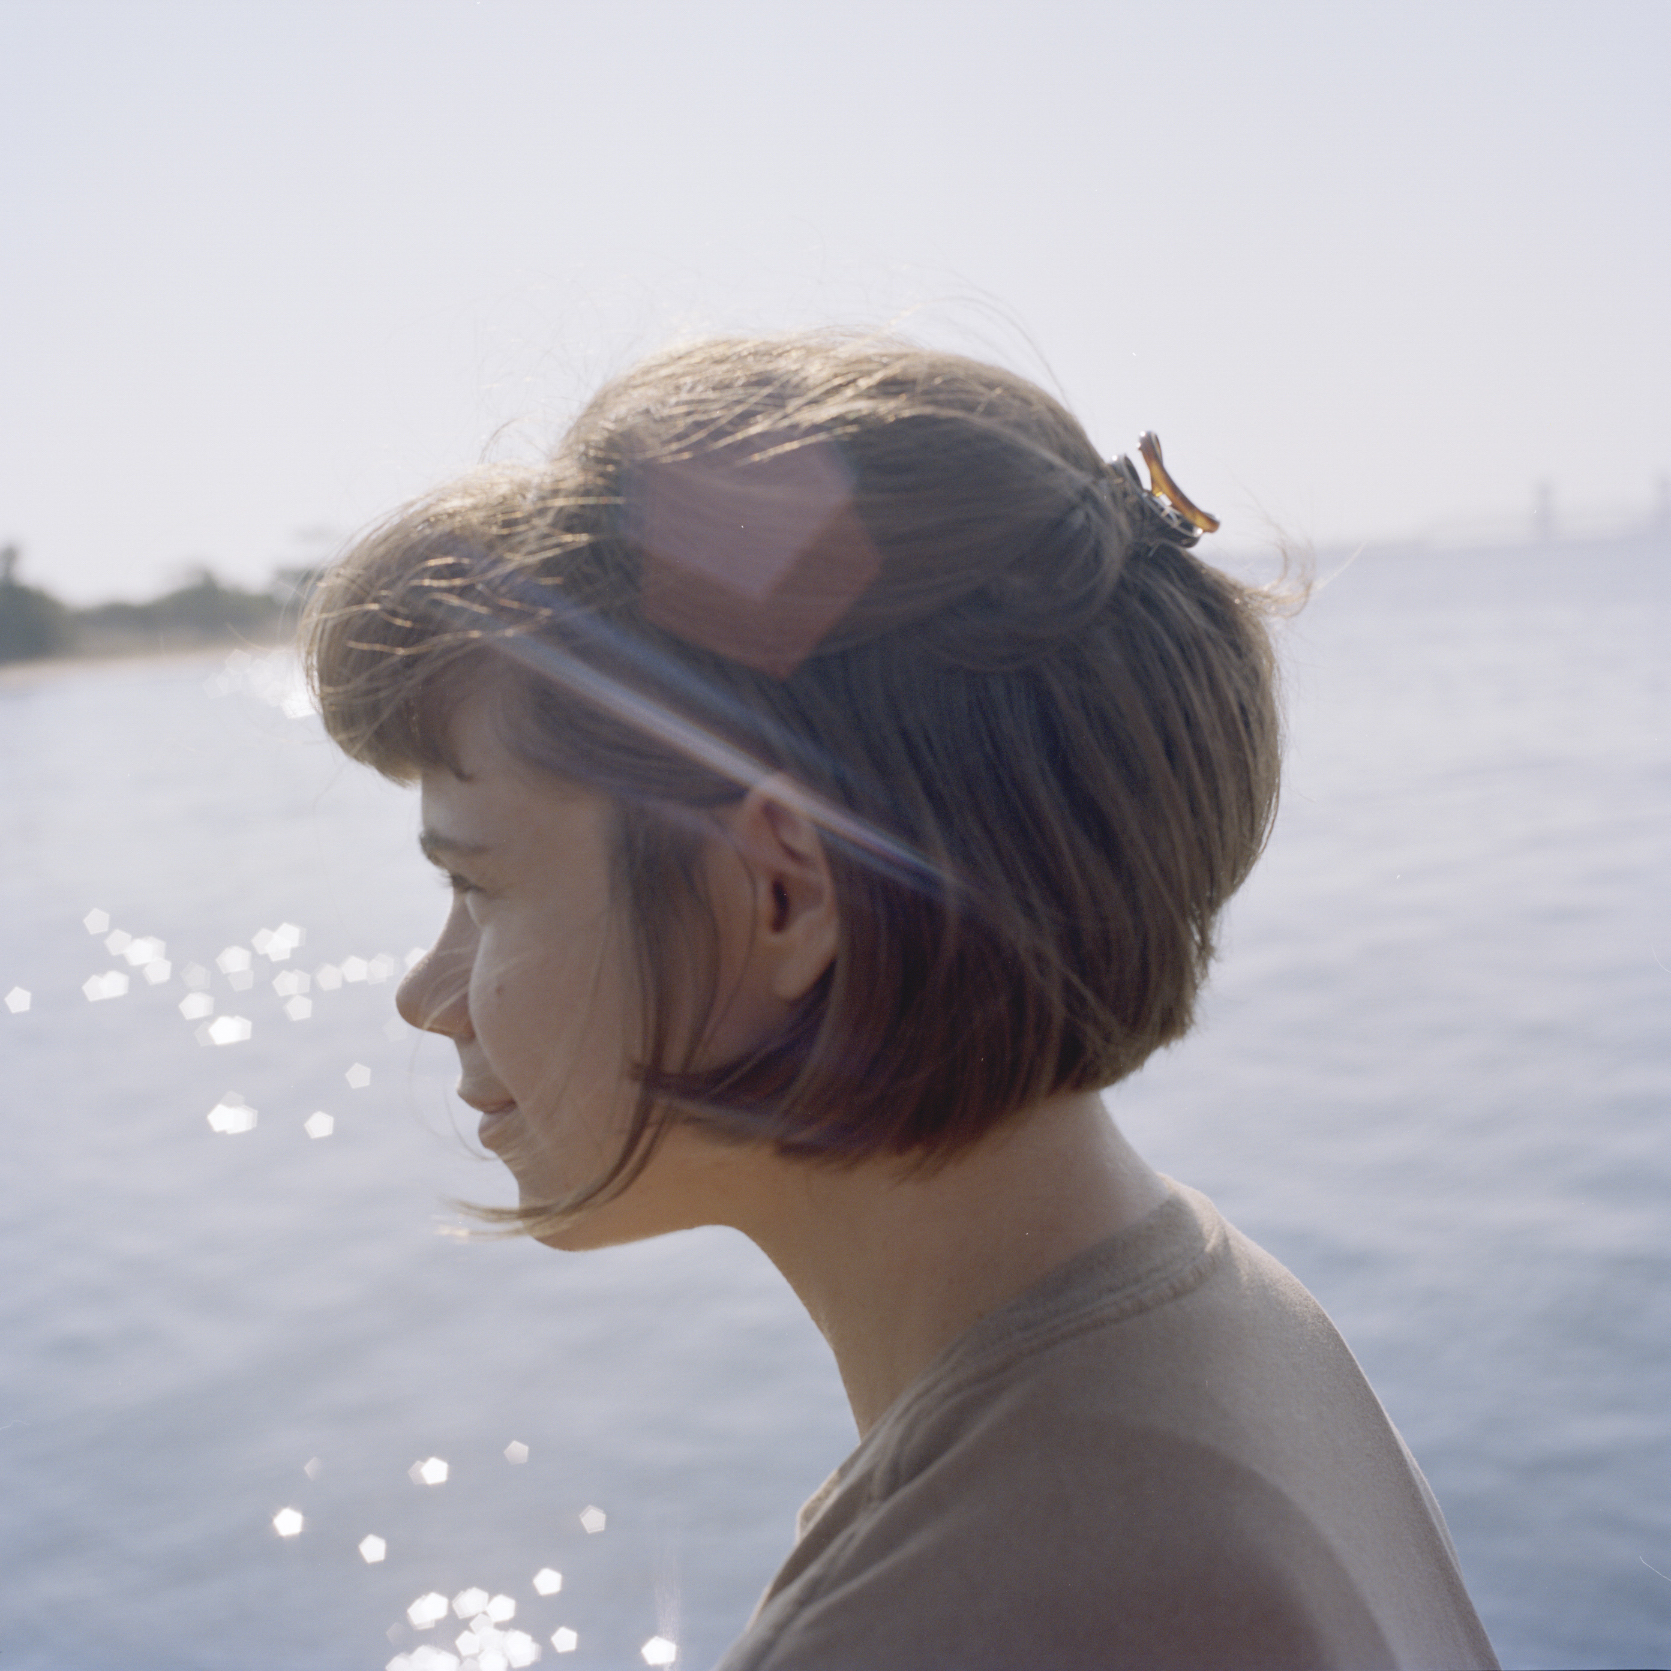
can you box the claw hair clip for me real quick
[1107,434,1220,546]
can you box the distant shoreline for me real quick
[0,634,295,690]
[43,620,293,662]
[0,551,313,669]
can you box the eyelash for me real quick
[439,872,480,898]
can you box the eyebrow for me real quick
[418,830,492,866]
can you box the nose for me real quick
[396,916,473,1038]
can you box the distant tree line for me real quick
[0,546,319,664]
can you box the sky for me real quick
[2,0,1667,603]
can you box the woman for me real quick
[308,333,1497,1669]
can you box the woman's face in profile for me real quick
[396,695,747,1249]
[398,694,636,1202]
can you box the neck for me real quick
[731,1091,1167,1436]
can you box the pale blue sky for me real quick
[3,0,1667,601]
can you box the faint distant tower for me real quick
[1532,477,1557,542]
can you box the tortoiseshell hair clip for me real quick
[1106,433,1221,547]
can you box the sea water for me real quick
[1,536,1667,1670]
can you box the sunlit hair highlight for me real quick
[305,332,1287,1235]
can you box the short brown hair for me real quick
[306,332,1284,1221]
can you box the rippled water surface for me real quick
[3,538,1668,1670]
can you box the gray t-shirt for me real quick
[717,1181,1497,1670]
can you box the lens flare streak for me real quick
[491,634,948,900]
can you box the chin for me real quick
[525,1175,707,1254]
[529,1214,598,1252]
[519,1185,635,1253]
[532,1228,581,1252]
[509,1125,727,1252]
[531,1216,639,1255]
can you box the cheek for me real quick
[471,923,641,1115]
[469,937,559,1076]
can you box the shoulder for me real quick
[720,1186,1496,1671]
[735,1385,1396,1669]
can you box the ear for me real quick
[711,776,840,1003]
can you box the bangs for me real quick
[304,472,611,783]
